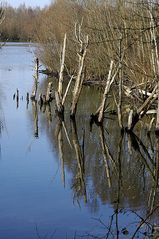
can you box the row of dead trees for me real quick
[53,21,159,134]
[30,20,159,135]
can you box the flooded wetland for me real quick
[0,44,159,239]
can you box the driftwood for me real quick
[127,85,158,131]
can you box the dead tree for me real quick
[70,22,89,118]
[55,33,66,118]
[31,58,39,101]
[91,60,120,124]
[55,34,74,119]
[46,82,53,103]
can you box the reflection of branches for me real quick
[115,133,123,239]
[55,118,65,187]
[99,125,112,188]
[131,204,159,239]
[71,118,87,203]
[35,224,56,239]
[127,131,155,181]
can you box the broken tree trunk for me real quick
[55,91,64,120]
[31,58,39,101]
[46,82,53,103]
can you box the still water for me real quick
[0,43,159,239]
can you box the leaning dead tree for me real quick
[55,24,89,119]
[55,34,74,119]
[91,60,121,124]
[70,22,89,118]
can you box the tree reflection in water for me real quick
[29,80,159,238]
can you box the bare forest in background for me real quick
[2,0,159,84]
[0,3,42,41]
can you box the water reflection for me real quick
[28,77,159,237]
[2,43,159,237]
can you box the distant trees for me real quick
[0,4,41,41]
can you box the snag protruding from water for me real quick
[31,58,39,101]
[55,33,67,119]
[91,61,120,124]
[70,22,89,118]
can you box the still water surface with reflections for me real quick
[0,43,159,239]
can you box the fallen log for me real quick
[127,84,158,131]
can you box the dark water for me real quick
[0,43,159,239]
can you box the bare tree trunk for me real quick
[55,34,67,116]
[31,58,39,101]
[46,82,53,103]
[58,33,67,98]
[55,92,64,120]
[70,33,89,118]
[91,60,120,124]
[98,61,114,122]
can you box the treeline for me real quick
[36,0,159,84]
[2,0,159,86]
[0,4,42,41]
